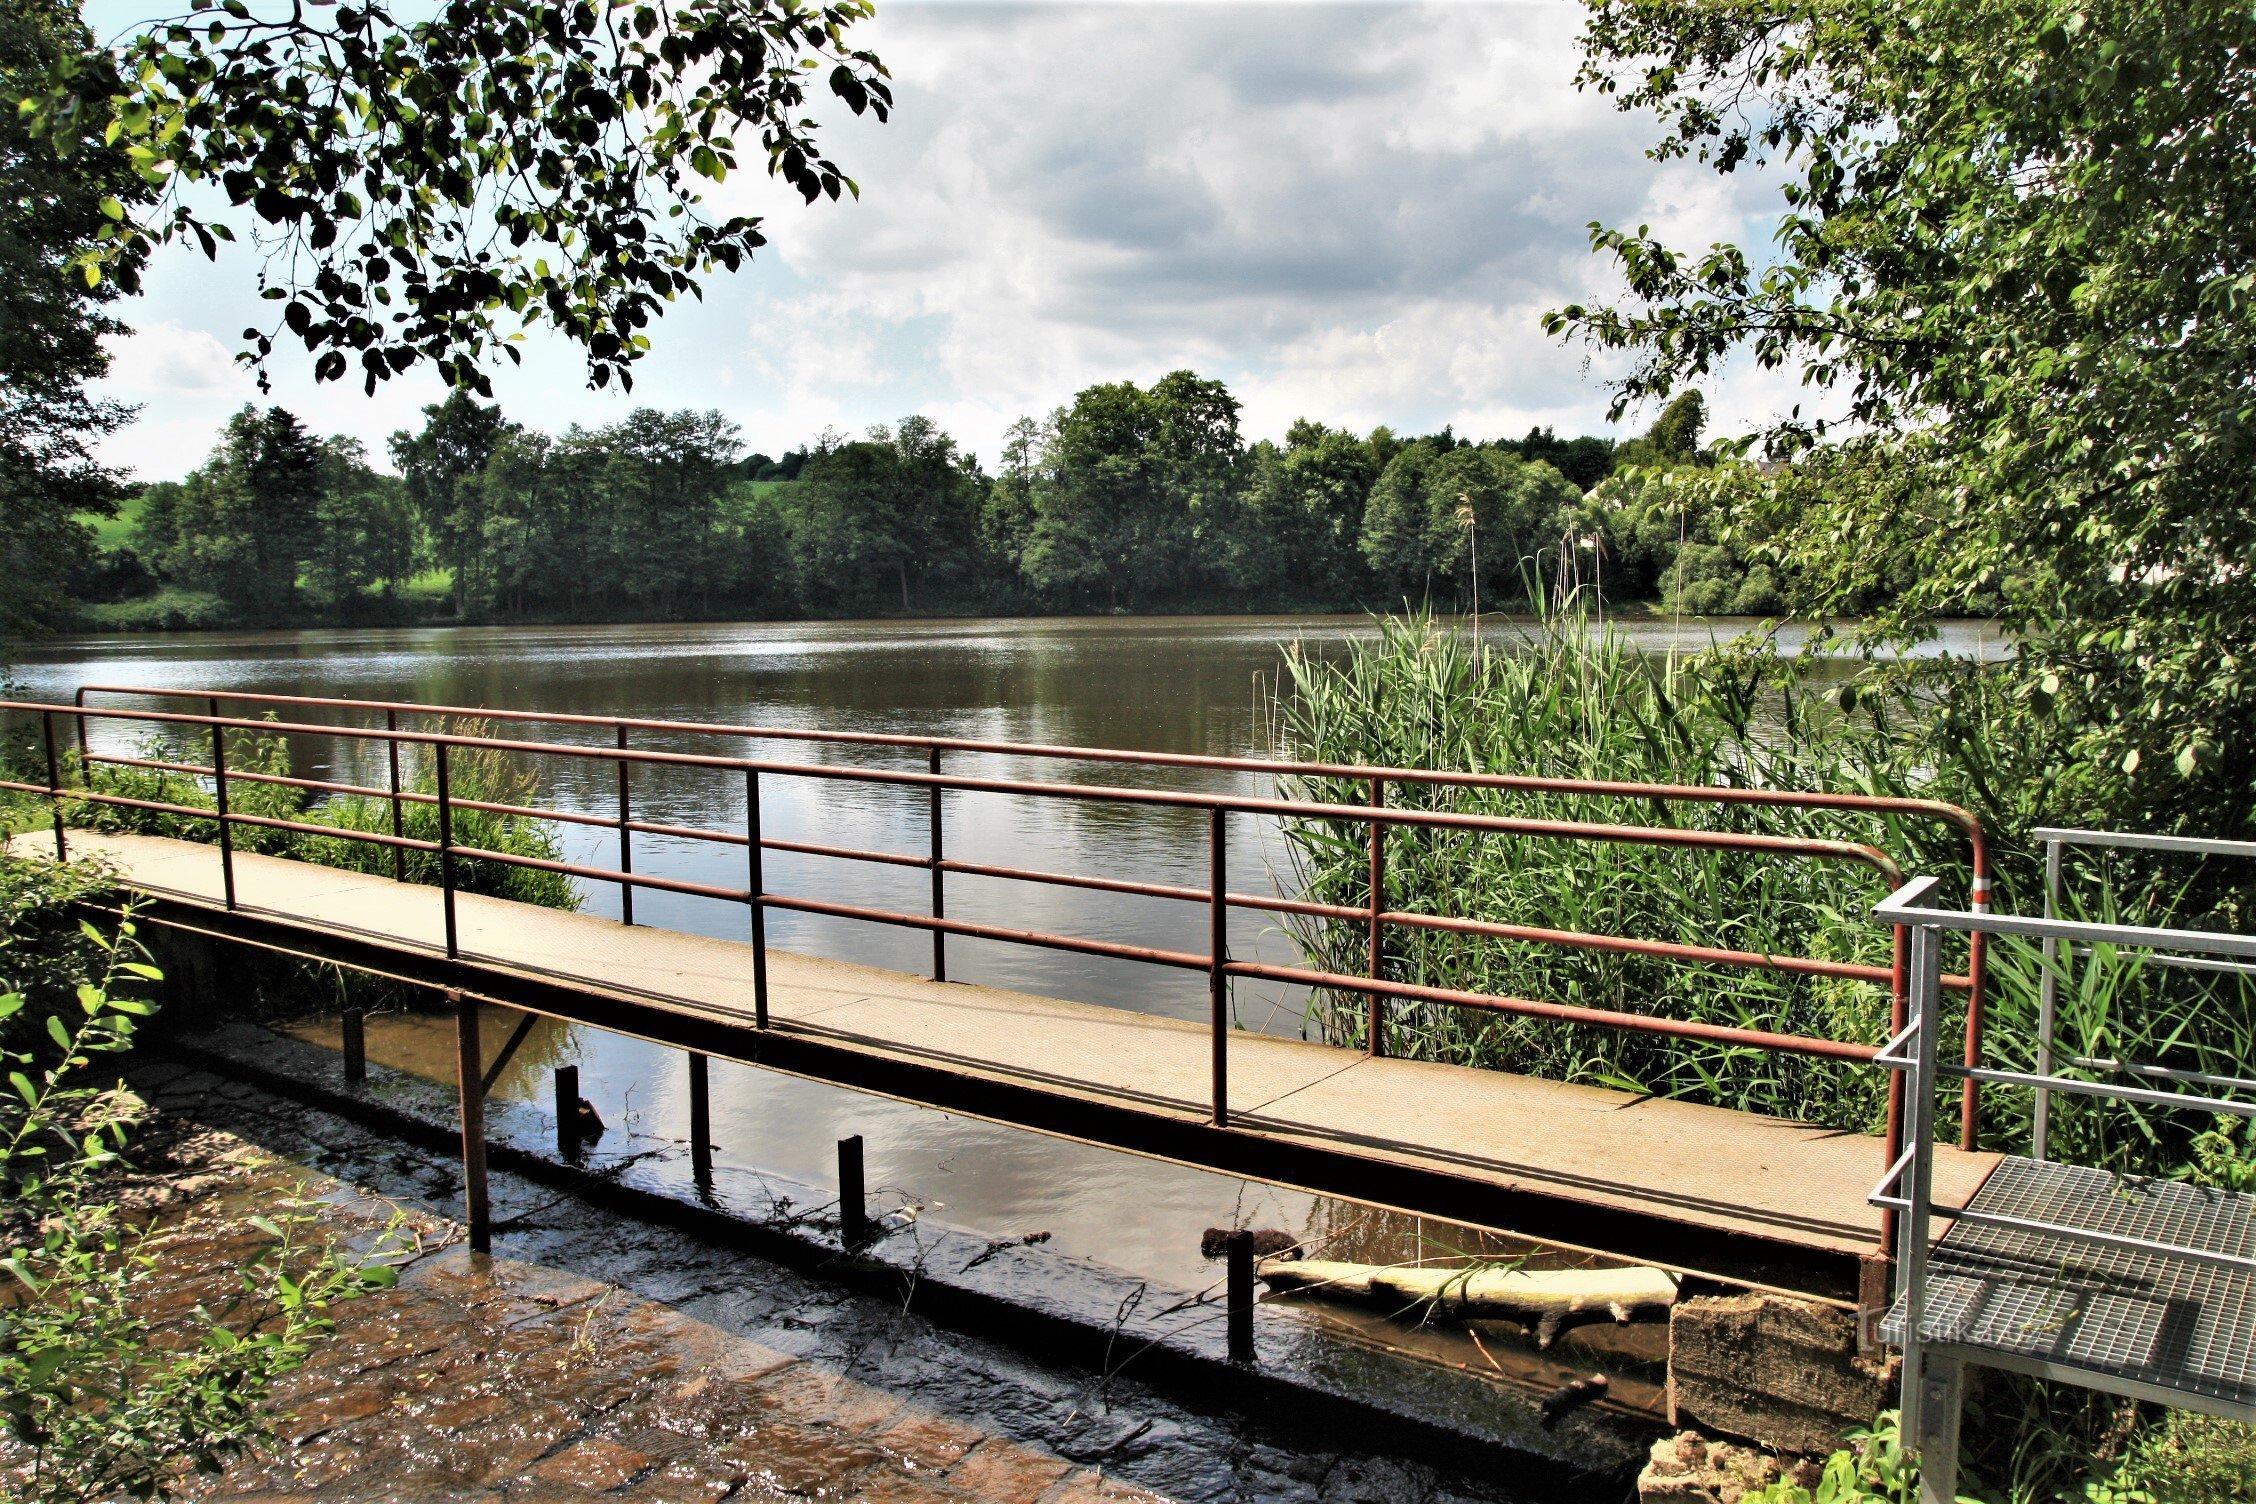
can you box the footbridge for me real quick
[5,687,2006,1306]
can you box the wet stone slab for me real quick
[115,1057,1539,1504]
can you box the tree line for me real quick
[73,377,1823,627]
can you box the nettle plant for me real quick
[0,897,397,1502]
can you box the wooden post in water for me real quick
[688,1051,712,1196]
[1226,1229,1256,1362]
[342,1008,366,1084]
[554,1064,580,1163]
[838,1135,867,1249]
[453,991,490,1254]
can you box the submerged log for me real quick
[1257,1258,1679,1349]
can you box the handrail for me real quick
[11,691,1964,1216]
[79,680,2001,1151]
[1877,871,2256,1470]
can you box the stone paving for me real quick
[109,1060,1527,1504]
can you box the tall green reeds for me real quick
[63,720,576,910]
[1274,612,2254,1174]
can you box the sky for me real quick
[86,0,1797,481]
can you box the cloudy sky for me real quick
[88,0,1794,479]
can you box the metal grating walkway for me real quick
[1884,1156,2256,1416]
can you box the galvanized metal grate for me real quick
[1884,1156,2256,1411]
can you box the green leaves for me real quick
[30,0,892,396]
[1560,0,2256,845]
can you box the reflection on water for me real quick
[29,614,1996,1405]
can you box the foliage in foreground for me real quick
[1555,0,2256,847]
[1746,1400,2256,1504]
[0,860,398,1501]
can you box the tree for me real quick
[587,408,741,615]
[1022,372,1244,608]
[157,406,324,614]
[1552,0,2256,836]
[392,391,514,616]
[1233,422,1380,603]
[0,0,151,635]
[20,0,891,395]
[305,437,415,606]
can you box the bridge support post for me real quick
[342,1008,366,1085]
[1225,1229,1256,1363]
[453,991,491,1255]
[555,1064,581,1163]
[688,1051,712,1197]
[1909,1353,1964,1504]
[838,1135,868,1249]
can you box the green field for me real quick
[82,492,149,551]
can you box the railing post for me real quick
[616,724,635,926]
[2034,836,2063,1161]
[209,698,235,911]
[1367,776,1386,1057]
[688,1050,712,1196]
[435,740,459,959]
[1210,806,1229,1127]
[929,746,946,983]
[1881,923,1907,1257]
[385,708,406,884]
[40,711,66,862]
[1960,859,1992,1151]
[72,687,90,776]
[453,990,491,1254]
[746,767,768,1028]
[1896,920,1945,1462]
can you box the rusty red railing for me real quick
[5,687,1995,1248]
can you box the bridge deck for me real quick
[30,830,2001,1296]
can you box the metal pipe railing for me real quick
[13,691,1976,1229]
[1872,868,2256,1470]
[75,681,1999,1142]
[2032,825,2256,1160]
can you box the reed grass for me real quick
[57,720,576,910]
[1274,611,2254,1180]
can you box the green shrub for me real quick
[0,878,400,1500]
[64,722,577,911]
[1276,612,1962,1132]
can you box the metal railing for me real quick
[1870,867,2256,1500]
[10,689,1990,1210]
[2032,826,2256,1160]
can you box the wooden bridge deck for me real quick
[25,829,2001,1299]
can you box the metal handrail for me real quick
[1876,872,2256,1480]
[12,692,1960,1165]
[2029,827,2256,1160]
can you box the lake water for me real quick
[11,613,2002,1396]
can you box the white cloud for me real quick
[101,320,244,396]
[95,0,1798,476]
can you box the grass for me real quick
[46,721,577,910]
[79,492,149,552]
[1273,611,2256,1180]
